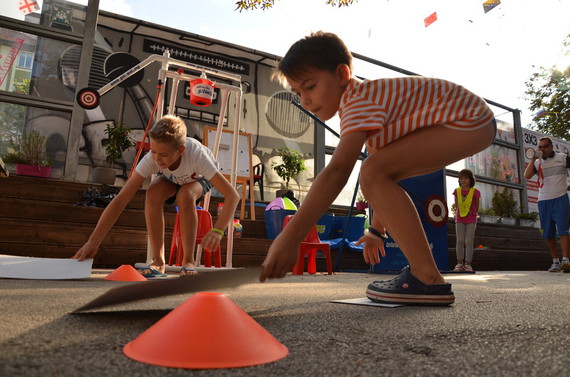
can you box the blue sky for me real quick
[3,0,570,126]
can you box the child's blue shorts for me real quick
[538,194,570,239]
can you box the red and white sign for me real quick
[18,0,39,15]
[424,12,438,28]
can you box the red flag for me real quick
[424,12,438,27]
[18,0,39,15]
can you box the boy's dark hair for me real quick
[273,31,353,86]
[458,169,476,187]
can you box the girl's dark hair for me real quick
[272,31,353,86]
[458,169,476,187]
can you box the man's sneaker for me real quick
[463,264,474,272]
[366,266,455,306]
[453,264,465,272]
[548,263,561,272]
[561,261,570,273]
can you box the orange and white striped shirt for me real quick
[339,77,494,152]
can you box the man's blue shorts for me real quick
[538,194,570,239]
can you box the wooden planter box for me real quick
[15,164,52,178]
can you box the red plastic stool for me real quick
[283,215,332,275]
[169,209,222,268]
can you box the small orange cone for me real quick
[123,292,288,369]
[104,265,147,282]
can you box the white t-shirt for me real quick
[533,152,570,201]
[135,137,219,185]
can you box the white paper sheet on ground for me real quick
[330,298,403,308]
[0,254,93,280]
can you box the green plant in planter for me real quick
[102,121,136,167]
[516,211,539,221]
[491,187,519,218]
[2,130,51,167]
[272,148,306,189]
[356,188,368,209]
[478,207,496,216]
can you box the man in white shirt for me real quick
[524,137,570,272]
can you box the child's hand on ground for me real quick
[355,235,386,266]
[259,236,300,282]
[73,241,99,261]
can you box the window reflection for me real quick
[0,102,70,179]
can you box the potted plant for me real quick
[356,189,368,210]
[92,121,136,185]
[2,130,52,178]
[491,187,519,225]
[272,147,306,198]
[478,208,500,224]
[516,211,539,227]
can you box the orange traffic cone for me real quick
[104,265,147,282]
[123,292,288,369]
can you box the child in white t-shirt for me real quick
[74,115,240,276]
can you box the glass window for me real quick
[1,0,88,34]
[0,101,70,179]
[17,51,34,69]
[447,144,520,184]
[0,27,82,102]
[486,103,517,144]
[325,154,362,206]
[446,176,521,215]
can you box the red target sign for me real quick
[76,88,100,109]
[424,195,448,227]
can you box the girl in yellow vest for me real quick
[453,169,481,272]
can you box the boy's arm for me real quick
[74,172,146,261]
[209,172,240,230]
[198,172,240,253]
[260,131,367,281]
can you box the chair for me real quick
[283,215,332,275]
[168,209,222,268]
[252,162,265,201]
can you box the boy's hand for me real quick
[202,230,223,251]
[259,235,299,282]
[74,241,99,261]
[355,235,386,266]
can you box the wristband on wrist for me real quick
[365,227,388,241]
[211,228,224,236]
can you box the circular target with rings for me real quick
[424,195,448,227]
[76,88,101,109]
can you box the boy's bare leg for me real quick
[177,182,203,276]
[360,123,495,285]
[144,177,176,275]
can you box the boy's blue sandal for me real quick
[366,266,454,306]
[138,267,168,278]
[180,267,197,275]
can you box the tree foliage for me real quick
[524,35,570,140]
[235,0,356,12]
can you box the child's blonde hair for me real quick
[149,115,187,149]
[272,31,353,87]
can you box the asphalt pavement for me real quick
[1,269,570,377]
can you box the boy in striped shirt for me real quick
[259,31,496,306]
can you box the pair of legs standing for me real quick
[539,195,570,272]
[144,176,205,276]
[455,222,477,272]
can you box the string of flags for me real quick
[424,0,501,28]
[483,0,501,14]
